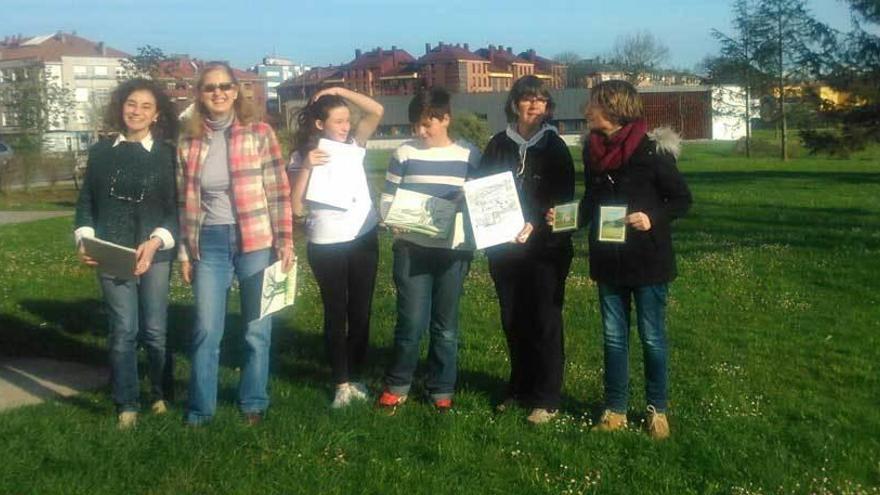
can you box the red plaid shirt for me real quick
[177,120,292,261]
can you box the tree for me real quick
[710,0,766,157]
[750,0,837,160]
[0,65,74,151]
[450,112,491,150]
[609,31,670,84]
[120,45,168,79]
[800,0,880,156]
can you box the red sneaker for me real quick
[376,390,407,414]
[433,398,453,413]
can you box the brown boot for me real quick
[593,409,627,432]
[646,405,670,440]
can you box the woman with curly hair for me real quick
[74,78,179,429]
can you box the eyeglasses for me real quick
[520,96,549,105]
[201,82,236,93]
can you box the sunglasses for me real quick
[201,82,236,93]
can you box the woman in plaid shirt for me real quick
[177,61,293,426]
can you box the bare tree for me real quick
[120,45,168,79]
[609,31,670,84]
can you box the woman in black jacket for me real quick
[578,80,692,439]
[74,79,179,429]
[479,75,575,424]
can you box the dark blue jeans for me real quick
[384,242,470,401]
[598,283,669,413]
[99,261,173,413]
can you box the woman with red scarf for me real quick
[575,80,691,439]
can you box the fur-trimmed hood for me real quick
[647,127,681,160]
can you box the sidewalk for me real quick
[0,358,107,412]
[0,210,72,225]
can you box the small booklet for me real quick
[598,206,627,243]
[259,259,298,320]
[552,201,579,233]
[81,236,137,280]
[384,188,457,239]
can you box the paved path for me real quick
[0,358,107,412]
[0,210,73,225]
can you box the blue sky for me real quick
[4,0,858,71]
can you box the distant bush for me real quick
[451,112,491,150]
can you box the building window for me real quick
[73,65,87,78]
[94,66,109,77]
[75,87,90,102]
[115,66,125,78]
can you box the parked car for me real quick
[0,141,13,167]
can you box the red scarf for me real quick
[588,119,648,172]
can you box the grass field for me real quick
[1,139,878,494]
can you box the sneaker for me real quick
[495,396,518,413]
[243,412,263,426]
[151,400,168,415]
[348,382,370,401]
[117,411,138,430]
[526,408,558,424]
[375,390,407,415]
[331,384,354,409]
[433,398,453,413]
[594,409,628,432]
[646,405,670,440]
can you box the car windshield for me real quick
[0,143,7,152]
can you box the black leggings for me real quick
[306,229,379,384]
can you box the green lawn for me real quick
[1,141,878,494]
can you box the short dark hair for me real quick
[105,78,177,141]
[408,87,451,124]
[505,75,555,123]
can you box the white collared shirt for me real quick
[112,132,154,152]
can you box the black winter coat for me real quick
[582,132,692,286]
[479,128,575,258]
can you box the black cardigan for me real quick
[582,133,692,286]
[478,128,575,256]
[74,138,178,263]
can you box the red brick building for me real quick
[519,49,567,90]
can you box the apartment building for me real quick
[0,32,127,151]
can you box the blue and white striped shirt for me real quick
[380,140,480,249]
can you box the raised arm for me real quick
[312,87,384,146]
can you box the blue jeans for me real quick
[598,283,669,413]
[99,261,172,413]
[384,242,470,401]
[187,224,273,424]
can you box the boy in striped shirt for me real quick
[377,88,480,413]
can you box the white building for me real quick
[249,56,309,114]
[0,32,128,152]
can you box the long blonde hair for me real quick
[183,61,261,139]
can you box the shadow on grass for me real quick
[683,170,880,186]
[6,297,514,410]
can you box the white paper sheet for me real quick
[463,171,525,250]
[304,139,368,210]
[259,259,297,320]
